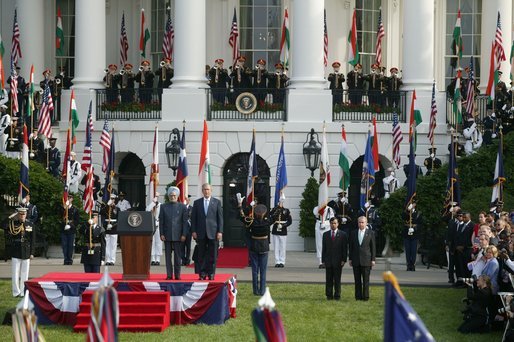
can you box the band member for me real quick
[365,63,385,106]
[146,192,163,266]
[322,217,348,300]
[462,118,483,155]
[4,116,21,159]
[29,128,45,163]
[80,211,105,273]
[382,168,399,199]
[387,67,403,107]
[423,147,442,176]
[328,62,345,106]
[136,60,155,104]
[208,59,229,105]
[155,58,174,104]
[251,59,268,105]
[119,63,136,104]
[46,137,61,177]
[270,195,292,268]
[68,152,82,193]
[60,196,80,265]
[328,191,354,235]
[229,56,252,103]
[267,63,288,105]
[347,63,364,105]
[102,193,119,266]
[103,64,120,103]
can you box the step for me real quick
[75,313,167,326]
[79,302,168,314]
[81,291,169,303]
[74,323,167,333]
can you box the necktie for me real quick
[332,231,335,241]
[204,199,209,215]
[359,230,364,245]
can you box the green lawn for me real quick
[0,280,503,341]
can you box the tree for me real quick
[299,177,319,238]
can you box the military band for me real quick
[104,64,120,103]
[120,63,136,104]
[267,63,288,105]
[251,59,268,105]
[136,60,155,104]
[402,201,423,271]
[155,58,174,104]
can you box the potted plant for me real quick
[298,177,319,252]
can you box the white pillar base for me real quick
[286,89,332,122]
[162,88,206,122]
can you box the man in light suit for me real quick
[191,183,223,280]
[159,187,189,280]
[322,217,348,300]
[349,216,376,301]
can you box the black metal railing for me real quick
[207,88,287,121]
[446,94,489,130]
[95,89,162,121]
[332,89,407,122]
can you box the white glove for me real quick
[364,202,370,209]
[407,203,413,211]
[341,218,347,223]
[491,113,496,118]
[492,134,497,139]
[64,224,70,230]
[101,261,105,266]
[279,192,286,202]
[384,193,390,199]
[65,200,70,206]
[502,104,507,110]
[88,219,93,225]
[250,201,256,207]
[107,199,113,206]
[236,193,244,205]
[408,228,414,234]
[153,197,158,203]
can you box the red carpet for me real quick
[189,247,248,269]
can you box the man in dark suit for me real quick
[453,211,474,287]
[349,216,376,301]
[322,217,348,300]
[191,183,223,280]
[159,187,189,280]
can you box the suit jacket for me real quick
[454,221,474,248]
[159,201,189,241]
[349,228,376,267]
[322,229,348,268]
[191,196,223,240]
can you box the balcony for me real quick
[445,94,489,131]
[95,88,162,121]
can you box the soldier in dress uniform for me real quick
[119,63,136,104]
[267,63,288,105]
[46,137,61,177]
[20,194,39,225]
[60,196,80,265]
[208,59,229,105]
[8,65,26,116]
[328,61,345,106]
[136,60,155,104]
[462,118,482,155]
[5,207,35,297]
[55,66,73,89]
[80,211,105,273]
[382,167,399,199]
[482,112,498,145]
[365,63,384,106]
[270,194,292,268]
[102,193,119,266]
[328,191,354,236]
[251,59,268,105]
[68,152,82,193]
[423,147,442,176]
[0,104,10,155]
[495,71,509,111]
[387,67,403,108]
[403,159,423,186]
[402,201,422,271]
[29,128,45,163]
[155,57,174,105]
[146,192,163,266]
[40,69,58,112]
[347,63,364,105]
[4,115,21,159]
[230,56,252,104]
[103,64,120,103]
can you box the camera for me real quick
[499,306,513,314]
[458,276,477,284]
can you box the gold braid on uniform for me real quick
[9,220,24,236]
[240,207,253,227]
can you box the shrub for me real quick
[298,177,319,238]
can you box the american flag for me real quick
[99,121,111,173]
[10,60,19,115]
[228,8,239,67]
[83,165,95,214]
[120,12,129,67]
[465,58,475,116]
[162,13,174,60]
[493,12,506,67]
[81,101,94,172]
[11,8,22,65]
[374,9,385,66]
[37,81,53,138]
[427,82,437,146]
[323,9,328,67]
[392,112,403,168]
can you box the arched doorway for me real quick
[348,155,388,213]
[118,153,146,210]
[223,153,270,247]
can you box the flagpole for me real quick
[498,125,504,205]
[449,129,455,218]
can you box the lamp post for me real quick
[165,128,181,175]
[302,128,322,177]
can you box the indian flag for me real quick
[339,126,350,191]
[139,9,150,58]
[26,65,34,118]
[279,8,290,69]
[347,9,359,66]
[0,33,4,90]
[69,90,79,146]
[198,120,211,197]
[453,69,462,124]
[452,9,462,61]
[56,7,65,56]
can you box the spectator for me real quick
[458,275,494,334]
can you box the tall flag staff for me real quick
[485,11,506,116]
[228,7,239,68]
[246,128,258,217]
[81,101,94,172]
[176,121,189,204]
[444,128,461,217]
[491,125,505,210]
[405,92,418,229]
[198,120,211,197]
[102,127,116,204]
[339,124,350,192]
[18,124,29,203]
[100,121,111,173]
[27,65,35,152]
[317,122,330,217]
[465,58,476,119]
[274,126,288,207]
[11,8,22,65]
[451,9,463,70]
[0,33,5,91]
[149,125,159,200]
[371,116,380,171]
[360,126,375,214]
[323,9,329,67]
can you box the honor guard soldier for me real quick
[60,196,80,265]
[387,67,403,108]
[252,59,268,105]
[313,204,335,268]
[482,112,498,145]
[80,211,105,273]
[119,63,136,104]
[365,63,384,106]
[402,201,422,271]
[208,59,230,105]
[155,58,174,104]
[462,118,482,155]
[103,64,120,103]
[136,60,155,104]
[146,192,163,266]
[68,152,82,193]
[29,128,45,163]
[8,65,26,116]
[383,168,400,199]
[40,69,59,113]
[102,193,119,266]
[495,71,509,111]
[267,63,288,105]
[4,116,21,159]
[20,194,39,225]
[328,62,345,106]
[424,147,442,176]
[328,191,354,236]
[347,63,364,105]
[46,137,61,177]
[6,207,35,297]
[270,194,292,268]
[403,159,423,186]
[229,56,252,103]
[0,104,10,155]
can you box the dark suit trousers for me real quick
[164,241,183,278]
[181,234,192,263]
[455,248,471,279]
[353,266,371,300]
[326,265,342,299]
[198,238,218,277]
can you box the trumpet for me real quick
[139,66,144,72]
[104,68,109,73]
[160,61,166,67]
[55,78,61,85]
[120,69,126,76]
[255,65,259,69]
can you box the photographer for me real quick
[458,275,494,334]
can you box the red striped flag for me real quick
[246,129,258,205]
[374,9,385,66]
[162,13,174,60]
[81,101,94,171]
[83,166,95,214]
[11,8,22,65]
[120,12,129,67]
[149,126,159,200]
[427,82,437,146]
[465,58,475,116]
[10,65,19,115]
[323,9,329,67]
[228,8,239,67]
[99,121,111,173]
[37,81,54,139]
[493,11,506,66]
[371,116,380,172]
[392,112,403,168]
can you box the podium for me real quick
[117,211,154,280]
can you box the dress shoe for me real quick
[208,274,214,280]
[166,276,173,280]
[327,296,334,300]
[199,274,206,280]
[448,279,455,284]
[155,261,160,266]
[151,261,156,266]
[275,264,280,268]
[319,264,325,269]
[334,297,341,301]
[279,264,284,268]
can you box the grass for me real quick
[0,280,503,341]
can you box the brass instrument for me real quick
[55,78,61,85]
[120,69,126,76]
[161,65,166,82]
[237,66,241,83]
[121,70,128,89]
[139,66,144,72]
[104,69,109,74]
[160,61,166,67]
[140,67,146,86]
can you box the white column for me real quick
[288,0,325,89]
[72,0,106,90]
[16,0,45,84]
[171,0,206,89]
[401,0,434,91]
[287,0,331,122]
[479,0,512,91]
